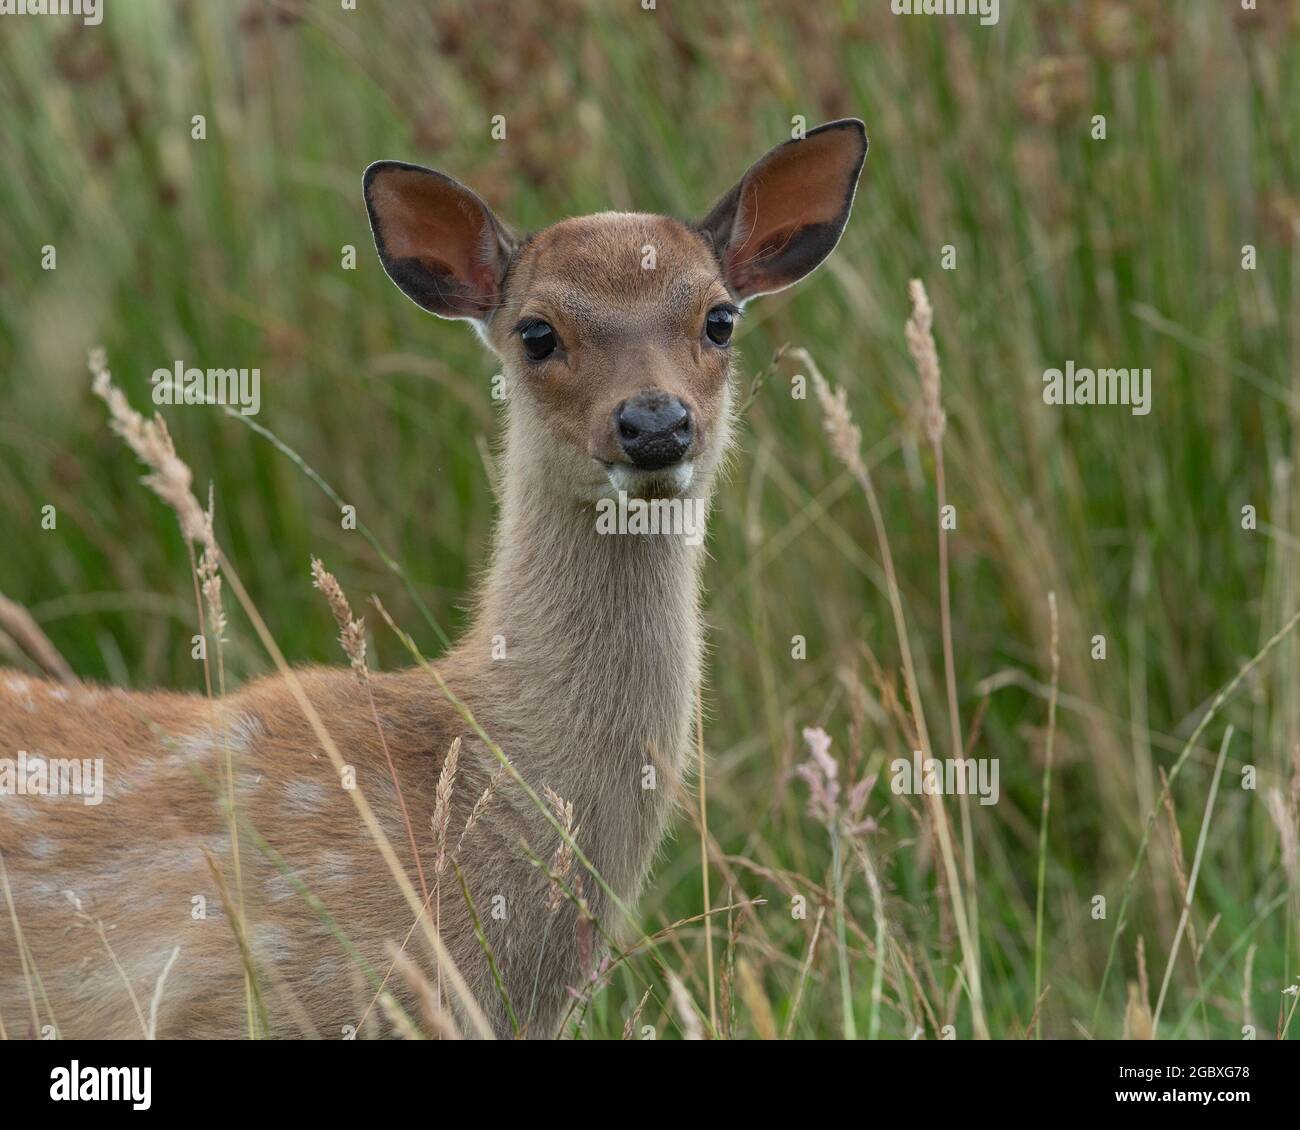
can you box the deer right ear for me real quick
[698,119,867,302]
[363,161,516,322]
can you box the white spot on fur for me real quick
[169,711,264,769]
[27,835,58,860]
[282,779,332,815]
[252,923,294,966]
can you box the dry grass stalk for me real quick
[0,849,42,1036]
[201,848,269,1036]
[63,889,149,1038]
[198,488,227,645]
[1266,786,1299,893]
[851,840,889,1040]
[796,725,839,824]
[310,556,428,909]
[457,758,508,856]
[736,957,777,1040]
[430,736,461,1013]
[542,784,577,912]
[666,971,704,1040]
[796,725,857,1039]
[622,986,652,1039]
[905,279,976,982]
[88,355,491,1037]
[89,346,227,671]
[0,592,78,684]
[802,344,988,1038]
[783,902,826,1040]
[1151,726,1233,1034]
[432,737,462,878]
[810,372,866,481]
[1123,936,1153,1040]
[1136,934,1150,1009]
[1123,980,1154,1040]
[1241,943,1257,1036]
[1033,591,1060,1033]
[718,897,739,1040]
[89,348,207,544]
[1159,767,1189,890]
[906,278,946,447]
[146,946,182,1040]
[385,942,462,1039]
[378,991,422,1039]
[696,686,717,1035]
[1158,766,1200,960]
[310,556,366,678]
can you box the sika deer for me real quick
[0,120,867,1039]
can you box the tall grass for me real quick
[2,1,1298,1037]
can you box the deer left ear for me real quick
[698,119,867,301]
[363,160,517,322]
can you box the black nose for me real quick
[615,392,693,471]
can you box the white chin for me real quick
[602,460,695,499]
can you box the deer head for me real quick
[362,120,867,506]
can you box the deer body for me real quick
[0,121,866,1038]
[0,488,699,1038]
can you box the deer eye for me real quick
[520,320,557,360]
[705,305,736,346]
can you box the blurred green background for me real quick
[1,0,1298,1038]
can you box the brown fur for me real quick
[0,121,866,1039]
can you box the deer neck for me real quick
[458,450,707,894]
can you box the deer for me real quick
[0,120,867,1039]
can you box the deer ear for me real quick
[363,161,516,322]
[697,119,867,301]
